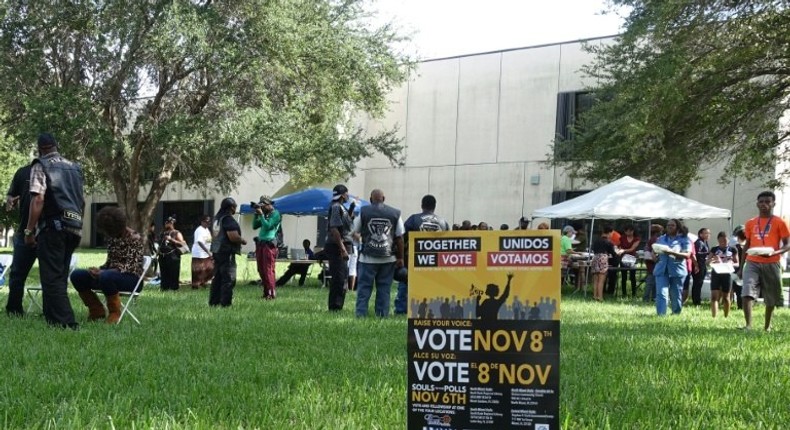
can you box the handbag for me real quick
[176,243,190,255]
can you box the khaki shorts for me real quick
[742,261,782,306]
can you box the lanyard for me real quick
[756,216,773,243]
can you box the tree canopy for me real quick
[550,1,790,191]
[0,126,28,232]
[0,0,410,230]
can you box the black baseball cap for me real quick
[37,133,58,149]
[332,184,348,201]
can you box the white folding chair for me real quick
[116,255,153,325]
[26,255,78,313]
[0,255,13,289]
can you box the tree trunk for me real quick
[108,153,178,244]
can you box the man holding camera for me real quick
[252,195,281,299]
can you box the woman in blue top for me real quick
[654,219,692,315]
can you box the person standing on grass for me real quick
[25,133,85,329]
[353,188,404,317]
[252,195,281,299]
[654,219,691,316]
[209,197,246,307]
[605,224,621,296]
[158,216,186,291]
[326,184,355,311]
[681,226,698,305]
[191,215,214,289]
[618,224,641,298]
[5,162,36,317]
[642,224,664,302]
[590,228,617,301]
[739,191,790,331]
[691,228,711,306]
[395,194,449,315]
[730,225,747,309]
[70,206,144,323]
[347,234,359,291]
[708,231,738,318]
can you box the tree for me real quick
[550,1,790,191]
[0,0,411,231]
[0,125,28,242]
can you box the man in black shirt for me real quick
[5,163,36,316]
[394,194,449,315]
[325,184,354,311]
[25,133,85,329]
[209,197,247,307]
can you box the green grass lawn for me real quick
[1,249,789,429]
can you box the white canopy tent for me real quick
[532,176,731,300]
[532,176,731,221]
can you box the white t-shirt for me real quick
[191,225,212,258]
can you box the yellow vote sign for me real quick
[407,230,560,430]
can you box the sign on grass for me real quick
[407,230,560,430]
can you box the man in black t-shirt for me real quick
[209,197,247,307]
[394,195,449,315]
[325,184,354,311]
[5,163,36,316]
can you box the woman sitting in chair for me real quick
[70,206,144,323]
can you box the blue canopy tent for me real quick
[239,188,369,216]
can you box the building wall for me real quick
[356,37,776,238]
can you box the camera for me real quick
[250,201,262,209]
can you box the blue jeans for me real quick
[655,274,683,315]
[643,273,656,302]
[355,262,396,317]
[70,269,139,296]
[6,233,38,315]
[394,281,408,314]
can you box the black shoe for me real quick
[6,309,24,318]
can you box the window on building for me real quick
[554,91,595,161]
